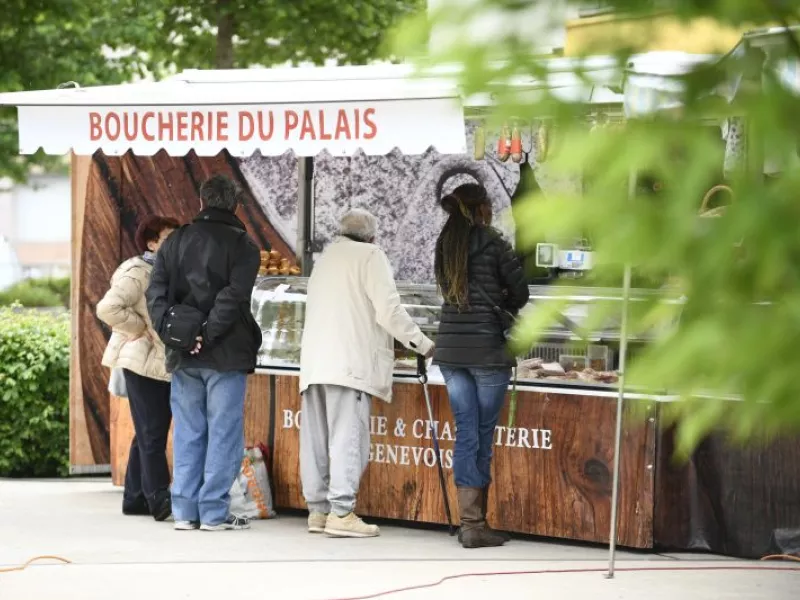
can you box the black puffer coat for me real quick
[146,207,263,374]
[433,227,530,369]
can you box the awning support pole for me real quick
[606,169,636,579]
[296,156,314,275]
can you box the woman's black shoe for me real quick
[153,492,172,521]
[122,496,150,516]
[151,492,172,522]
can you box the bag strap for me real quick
[167,226,189,309]
[468,235,519,427]
[468,231,512,319]
[473,280,500,312]
[507,367,518,428]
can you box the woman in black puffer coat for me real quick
[433,183,530,548]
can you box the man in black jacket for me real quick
[147,175,263,532]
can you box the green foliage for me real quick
[1,0,423,179]
[38,277,71,308]
[139,0,425,70]
[0,307,70,477]
[0,281,61,308]
[0,278,70,308]
[0,0,160,180]
[409,1,800,456]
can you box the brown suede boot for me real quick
[457,487,507,549]
[481,486,511,542]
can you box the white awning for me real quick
[623,27,800,117]
[0,60,628,158]
[0,64,468,157]
[623,52,720,117]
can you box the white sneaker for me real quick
[324,512,380,538]
[308,511,329,533]
[200,515,250,531]
[174,520,199,531]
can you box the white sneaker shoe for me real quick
[324,512,380,538]
[174,520,199,531]
[308,511,329,533]
[200,515,250,531]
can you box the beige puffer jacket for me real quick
[96,256,170,382]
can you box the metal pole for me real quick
[296,156,314,275]
[606,170,636,579]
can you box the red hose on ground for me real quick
[323,563,800,600]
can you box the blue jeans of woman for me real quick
[440,367,511,488]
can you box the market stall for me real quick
[3,52,796,556]
[252,277,667,548]
[620,30,800,559]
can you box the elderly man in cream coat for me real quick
[300,208,434,538]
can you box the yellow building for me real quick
[564,9,766,56]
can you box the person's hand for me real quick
[189,336,203,355]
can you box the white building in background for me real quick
[427,0,580,56]
[0,173,71,287]
[0,235,21,290]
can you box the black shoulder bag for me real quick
[158,227,207,352]
[472,281,516,342]
[468,233,517,341]
[472,279,521,428]
[469,240,521,429]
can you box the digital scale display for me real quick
[565,251,585,268]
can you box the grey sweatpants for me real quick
[300,384,371,517]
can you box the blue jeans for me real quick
[170,368,247,526]
[440,367,511,488]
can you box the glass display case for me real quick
[250,277,441,372]
[250,276,680,386]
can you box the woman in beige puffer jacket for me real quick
[97,215,179,522]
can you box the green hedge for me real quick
[0,307,70,477]
[0,277,70,308]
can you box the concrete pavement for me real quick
[0,478,796,599]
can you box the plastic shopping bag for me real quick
[229,446,276,520]
[108,367,128,398]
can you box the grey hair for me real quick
[200,175,240,212]
[339,208,378,241]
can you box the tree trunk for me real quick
[215,0,234,69]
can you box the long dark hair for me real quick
[434,183,492,308]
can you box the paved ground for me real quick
[0,478,797,599]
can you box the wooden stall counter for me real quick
[270,373,658,549]
[110,374,273,486]
[109,369,800,558]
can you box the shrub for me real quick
[0,278,68,308]
[38,277,71,308]
[0,306,70,477]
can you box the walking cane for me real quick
[417,354,456,536]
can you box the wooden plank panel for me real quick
[69,154,95,468]
[244,373,273,448]
[110,374,270,485]
[271,376,656,548]
[272,375,305,508]
[109,394,125,486]
[76,154,125,465]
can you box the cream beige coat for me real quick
[96,257,170,382]
[299,237,433,403]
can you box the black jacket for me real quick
[146,207,263,374]
[433,227,530,369]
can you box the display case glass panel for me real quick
[250,277,679,387]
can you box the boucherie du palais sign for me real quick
[89,107,377,143]
[15,99,466,156]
